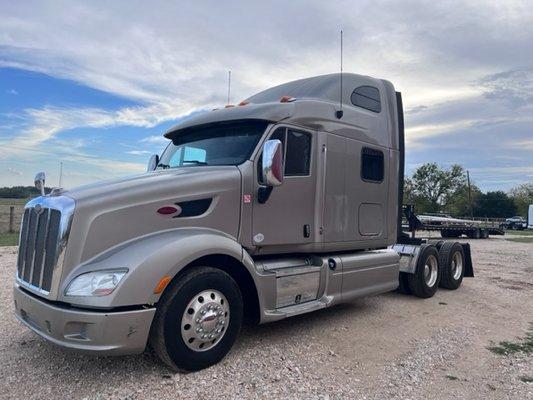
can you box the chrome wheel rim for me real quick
[423,254,438,287]
[451,251,463,280]
[181,289,230,352]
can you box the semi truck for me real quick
[13,73,473,372]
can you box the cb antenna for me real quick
[227,70,232,105]
[336,30,344,119]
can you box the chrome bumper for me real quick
[13,284,156,355]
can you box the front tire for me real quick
[150,267,243,371]
[407,244,440,298]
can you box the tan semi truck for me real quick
[13,73,473,371]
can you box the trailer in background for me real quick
[403,205,505,239]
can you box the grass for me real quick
[445,375,459,381]
[520,376,533,383]
[0,232,19,246]
[487,325,533,355]
[505,237,533,244]
[506,230,533,236]
[0,198,29,205]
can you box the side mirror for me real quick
[147,154,159,171]
[261,139,284,187]
[34,172,45,196]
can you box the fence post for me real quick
[9,206,15,233]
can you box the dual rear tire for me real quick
[406,241,465,298]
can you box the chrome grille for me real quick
[17,207,62,292]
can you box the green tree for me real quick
[445,184,481,217]
[408,163,467,213]
[0,186,42,198]
[509,183,533,217]
[474,191,516,218]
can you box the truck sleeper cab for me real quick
[13,73,473,371]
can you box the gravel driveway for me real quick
[0,237,531,399]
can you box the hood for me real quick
[62,166,242,269]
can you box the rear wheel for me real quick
[468,229,481,239]
[441,229,459,238]
[150,267,243,371]
[438,241,465,290]
[429,239,445,249]
[407,244,440,298]
[480,229,489,239]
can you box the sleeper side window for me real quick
[351,86,381,113]
[361,147,384,183]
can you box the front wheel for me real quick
[407,244,440,298]
[150,267,243,371]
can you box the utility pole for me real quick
[59,161,63,187]
[466,170,473,219]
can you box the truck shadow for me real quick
[13,293,401,385]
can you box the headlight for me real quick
[65,270,127,297]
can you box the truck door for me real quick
[345,140,388,240]
[252,126,316,248]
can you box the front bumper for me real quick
[13,284,156,355]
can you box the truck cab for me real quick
[13,73,471,371]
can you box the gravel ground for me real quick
[0,237,531,399]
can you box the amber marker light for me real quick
[154,276,172,294]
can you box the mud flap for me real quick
[461,243,474,277]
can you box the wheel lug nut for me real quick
[201,310,206,315]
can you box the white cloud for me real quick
[7,167,22,175]
[126,150,152,155]
[1,1,533,189]
[140,135,169,144]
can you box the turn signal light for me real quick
[280,95,294,103]
[154,276,172,294]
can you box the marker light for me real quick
[154,276,172,294]
[279,96,295,103]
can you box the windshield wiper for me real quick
[182,160,208,166]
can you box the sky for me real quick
[1,0,532,191]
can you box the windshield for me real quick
[158,120,268,169]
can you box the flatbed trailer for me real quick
[403,205,505,239]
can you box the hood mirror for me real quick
[147,154,159,171]
[261,139,284,187]
[34,172,46,196]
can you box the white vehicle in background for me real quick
[529,205,533,229]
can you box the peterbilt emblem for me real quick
[34,204,44,215]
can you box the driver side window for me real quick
[258,127,312,181]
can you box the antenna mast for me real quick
[227,70,232,105]
[336,30,344,119]
[58,161,63,187]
